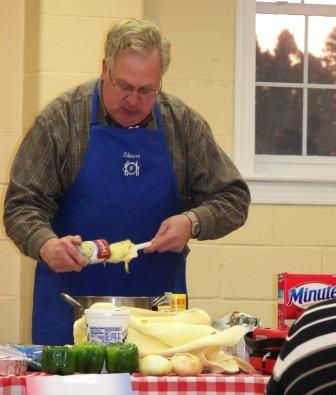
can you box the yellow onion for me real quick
[139,354,173,376]
[171,353,203,376]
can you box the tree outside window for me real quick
[235,1,336,204]
[256,9,336,157]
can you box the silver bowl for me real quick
[61,293,155,320]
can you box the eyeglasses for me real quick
[109,71,161,99]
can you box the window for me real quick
[235,0,336,204]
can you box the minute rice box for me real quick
[278,272,336,329]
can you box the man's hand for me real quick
[39,235,88,272]
[145,214,192,254]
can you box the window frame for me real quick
[234,0,336,204]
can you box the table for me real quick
[132,373,270,394]
[0,372,270,395]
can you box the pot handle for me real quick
[60,292,84,311]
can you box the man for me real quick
[4,19,250,345]
[266,298,336,394]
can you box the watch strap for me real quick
[183,211,201,238]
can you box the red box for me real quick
[253,327,288,342]
[278,272,336,329]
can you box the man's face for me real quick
[101,49,162,127]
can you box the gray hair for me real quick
[104,18,171,76]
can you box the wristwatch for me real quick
[183,211,201,238]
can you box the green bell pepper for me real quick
[41,345,76,375]
[73,343,105,374]
[105,342,139,373]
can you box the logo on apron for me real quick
[123,160,140,176]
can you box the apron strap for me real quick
[153,102,164,133]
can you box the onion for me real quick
[139,354,173,376]
[171,353,203,376]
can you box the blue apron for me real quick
[32,81,186,345]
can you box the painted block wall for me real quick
[0,0,335,343]
[0,0,24,342]
[144,0,336,326]
[0,0,143,343]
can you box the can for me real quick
[171,293,187,311]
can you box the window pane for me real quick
[256,14,304,82]
[308,89,336,155]
[309,16,336,83]
[257,1,301,3]
[305,1,336,4]
[256,86,303,154]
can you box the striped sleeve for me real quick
[266,298,336,395]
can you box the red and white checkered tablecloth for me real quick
[0,372,270,395]
[131,373,269,395]
[0,374,26,395]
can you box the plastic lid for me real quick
[84,308,129,318]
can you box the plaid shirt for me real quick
[4,79,250,259]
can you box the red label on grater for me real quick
[278,272,336,329]
[79,239,110,263]
[94,239,110,260]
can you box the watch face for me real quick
[193,223,200,237]
[183,211,200,237]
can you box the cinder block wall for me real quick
[0,0,144,343]
[145,0,336,327]
[1,0,336,343]
[0,0,24,343]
